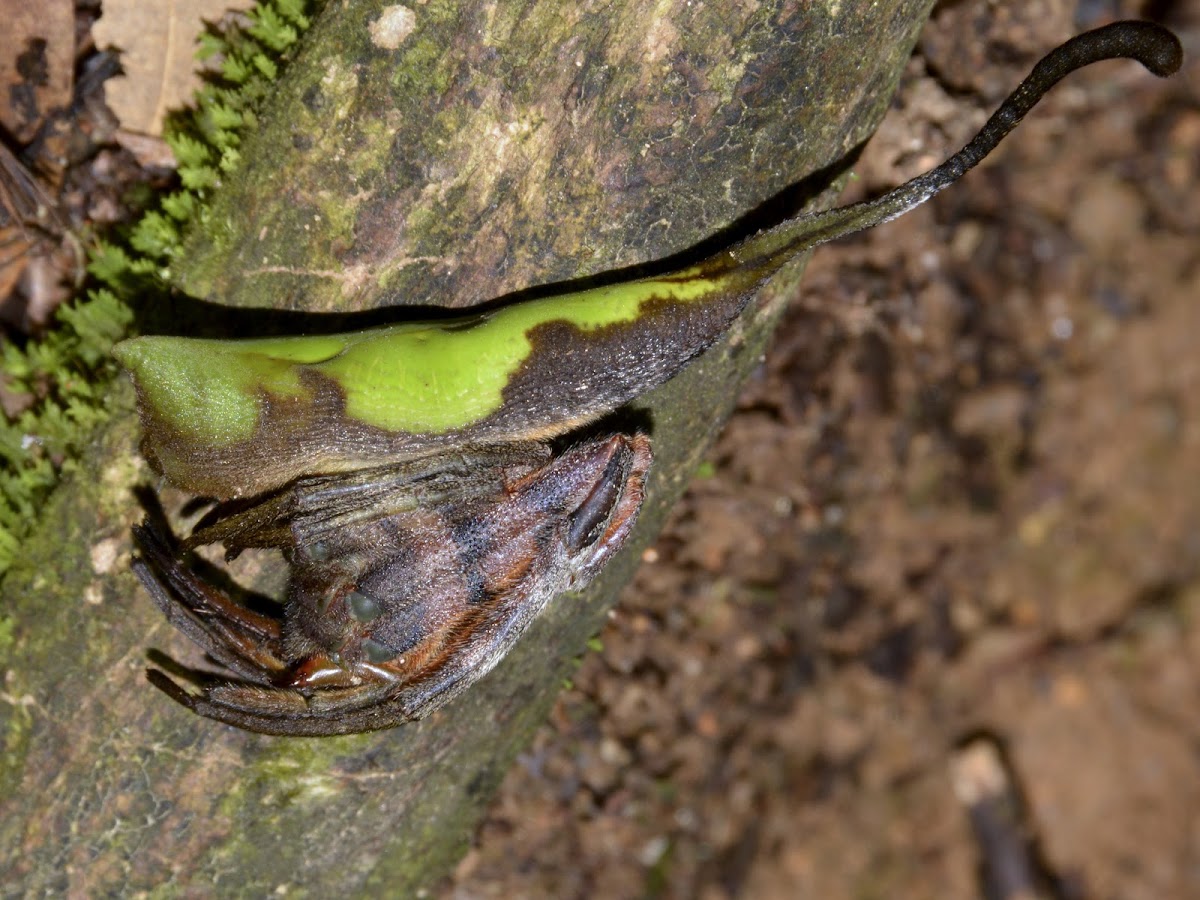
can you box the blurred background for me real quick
[448,2,1200,897]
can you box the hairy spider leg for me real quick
[133,520,287,685]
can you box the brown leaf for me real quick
[93,0,255,137]
[0,140,78,330]
[0,0,74,143]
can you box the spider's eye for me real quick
[348,590,383,622]
[567,443,631,552]
[362,637,402,663]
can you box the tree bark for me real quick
[1,0,931,893]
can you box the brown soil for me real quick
[448,4,1200,899]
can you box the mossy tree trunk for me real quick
[1,0,931,893]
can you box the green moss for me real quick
[0,0,314,582]
[0,615,13,654]
[0,658,32,801]
[391,34,455,96]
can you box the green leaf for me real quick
[179,164,221,192]
[274,0,310,29]
[219,146,243,172]
[196,31,226,62]
[166,132,212,169]
[87,242,134,288]
[249,5,298,52]
[222,54,254,85]
[205,100,244,132]
[162,191,198,222]
[129,211,181,259]
[252,54,278,79]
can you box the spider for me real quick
[134,433,651,735]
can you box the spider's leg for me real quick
[154,677,412,736]
[133,520,287,684]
